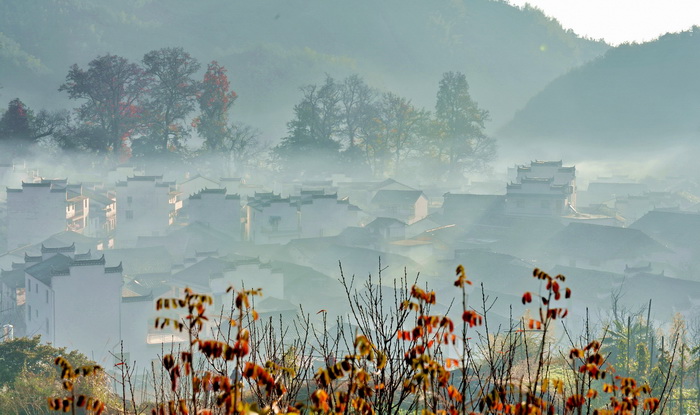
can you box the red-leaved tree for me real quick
[59,54,150,157]
[194,61,237,152]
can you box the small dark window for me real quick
[268,216,281,230]
[127,196,133,204]
[126,210,134,220]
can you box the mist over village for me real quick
[2,1,700,414]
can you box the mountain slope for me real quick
[0,0,608,137]
[499,27,700,151]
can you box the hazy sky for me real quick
[507,0,700,45]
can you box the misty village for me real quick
[1,1,700,414]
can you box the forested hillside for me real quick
[0,0,608,137]
[499,28,700,153]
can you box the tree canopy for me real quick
[59,54,150,157]
[141,47,201,155]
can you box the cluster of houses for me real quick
[2,158,700,374]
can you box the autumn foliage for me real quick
[47,266,671,414]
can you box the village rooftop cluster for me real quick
[2,159,700,372]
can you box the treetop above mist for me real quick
[1,48,495,181]
[0,0,609,135]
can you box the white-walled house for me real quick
[244,193,300,244]
[370,190,428,224]
[23,244,123,365]
[82,188,116,245]
[505,161,576,217]
[296,191,360,238]
[6,180,89,250]
[119,280,183,371]
[66,184,89,234]
[180,175,220,199]
[244,191,361,243]
[188,188,241,238]
[106,164,144,184]
[115,176,182,247]
[365,217,407,241]
[170,255,284,310]
[0,161,29,201]
[0,262,25,334]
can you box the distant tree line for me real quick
[0,47,495,179]
[274,72,495,179]
[0,48,263,171]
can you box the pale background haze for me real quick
[507,0,700,44]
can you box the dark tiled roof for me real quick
[371,190,424,206]
[69,255,106,267]
[127,175,163,181]
[373,178,416,191]
[630,210,700,249]
[105,262,123,273]
[74,250,92,261]
[83,189,114,206]
[41,243,75,254]
[25,253,42,263]
[544,223,668,261]
[247,192,292,211]
[0,268,25,289]
[189,188,227,199]
[24,253,74,286]
[22,181,51,188]
[442,193,505,224]
[366,217,406,229]
[172,257,236,288]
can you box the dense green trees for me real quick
[59,54,150,157]
[50,51,260,167]
[4,48,496,178]
[274,76,343,175]
[0,336,116,414]
[434,71,495,177]
[141,47,201,155]
[195,61,238,152]
[274,72,493,179]
[0,98,68,158]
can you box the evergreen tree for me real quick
[0,98,69,157]
[433,71,495,178]
[0,98,31,143]
[273,76,342,175]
